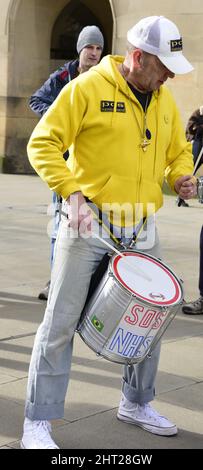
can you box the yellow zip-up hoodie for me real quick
[27,55,193,225]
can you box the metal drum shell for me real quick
[78,250,184,365]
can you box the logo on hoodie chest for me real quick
[101,101,126,113]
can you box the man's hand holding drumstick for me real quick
[174,175,197,200]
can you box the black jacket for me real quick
[29,59,79,117]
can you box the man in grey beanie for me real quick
[77,25,104,56]
[29,24,104,118]
[29,25,104,301]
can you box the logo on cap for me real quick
[170,38,182,52]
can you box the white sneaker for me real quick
[117,395,177,436]
[21,418,59,449]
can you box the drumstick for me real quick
[93,232,152,281]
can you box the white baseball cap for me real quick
[127,16,193,74]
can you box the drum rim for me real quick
[110,249,183,306]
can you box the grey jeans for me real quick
[25,213,162,420]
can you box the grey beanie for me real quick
[76,26,104,55]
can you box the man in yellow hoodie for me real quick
[22,16,196,449]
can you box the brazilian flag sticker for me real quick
[91,315,104,332]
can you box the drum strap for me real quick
[62,195,147,248]
[91,203,147,249]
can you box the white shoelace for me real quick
[123,401,163,423]
[138,404,167,423]
[139,404,158,420]
[33,420,55,448]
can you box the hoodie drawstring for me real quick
[111,83,119,127]
[153,97,159,178]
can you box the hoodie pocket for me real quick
[91,175,163,223]
[91,175,138,206]
[91,175,162,217]
[139,179,163,212]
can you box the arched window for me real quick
[51,0,112,60]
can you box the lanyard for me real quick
[91,206,147,249]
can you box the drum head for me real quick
[111,251,182,306]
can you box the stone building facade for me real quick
[0,0,202,173]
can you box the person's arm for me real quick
[29,67,70,117]
[28,79,93,233]
[27,79,87,199]
[29,90,54,117]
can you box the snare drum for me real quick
[78,250,184,365]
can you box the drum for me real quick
[78,250,184,365]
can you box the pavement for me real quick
[0,173,203,450]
